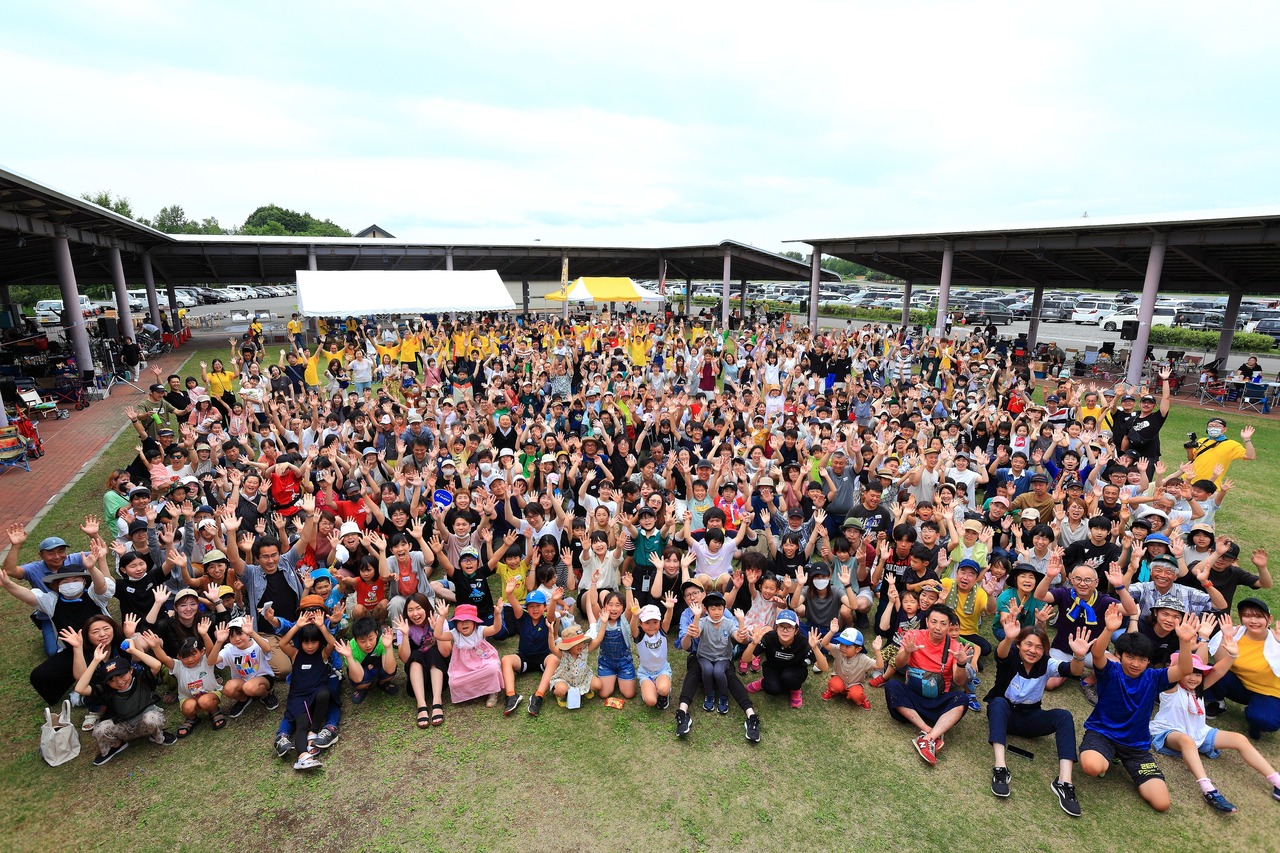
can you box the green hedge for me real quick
[1148,325,1275,352]
[677,295,935,326]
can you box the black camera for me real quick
[1183,431,1198,449]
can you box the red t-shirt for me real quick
[356,576,387,609]
[902,629,963,692]
[269,470,302,516]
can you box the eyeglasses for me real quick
[1070,577,1097,585]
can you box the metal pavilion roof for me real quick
[791,209,1280,294]
[0,165,836,288]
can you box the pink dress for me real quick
[447,627,502,703]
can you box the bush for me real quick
[676,296,935,327]
[1147,325,1275,352]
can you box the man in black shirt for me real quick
[1177,541,1271,609]
[1120,367,1171,478]
[1062,516,1121,588]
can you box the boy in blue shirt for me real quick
[1078,602,1199,811]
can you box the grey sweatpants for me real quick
[92,707,166,754]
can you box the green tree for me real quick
[241,204,350,237]
[80,190,135,220]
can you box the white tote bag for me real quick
[40,700,81,767]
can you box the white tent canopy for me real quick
[295,269,516,316]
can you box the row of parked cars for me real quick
[34,284,295,325]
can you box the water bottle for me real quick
[120,639,130,652]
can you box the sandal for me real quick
[176,718,199,738]
[416,706,431,729]
[81,711,100,732]
[211,712,227,730]
[429,703,444,727]
[485,693,499,708]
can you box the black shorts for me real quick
[1080,729,1165,785]
[518,653,548,674]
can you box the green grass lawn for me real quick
[2,363,1278,852]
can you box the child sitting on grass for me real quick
[743,610,830,709]
[75,644,177,766]
[586,574,638,702]
[499,584,557,717]
[148,621,224,737]
[822,626,883,708]
[275,610,340,770]
[337,616,398,704]
[528,622,605,714]
[438,603,504,710]
[630,596,676,710]
[1150,618,1280,813]
[207,616,278,718]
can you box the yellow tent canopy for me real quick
[545,277,662,303]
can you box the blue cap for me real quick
[38,537,67,551]
[525,589,548,605]
[833,627,865,647]
[195,504,215,515]
[775,609,799,626]
[957,558,982,574]
[1143,533,1172,547]
[310,568,334,583]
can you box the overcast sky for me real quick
[4,1,1278,251]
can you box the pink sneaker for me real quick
[750,656,761,672]
[746,679,762,694]
[790,690,804,709]
[738,659,749,675]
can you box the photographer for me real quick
[1185,417,1256,484]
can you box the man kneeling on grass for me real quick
[1078,602,1200,811]
[75,642,176,765]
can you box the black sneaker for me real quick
[991,766,1011,798]
[260,693,280,711]
[154,731,178,747]
[703,696,715,713]
[675,709,693,738]
[1052,779,1082,817]
[527,694,543,717]
[92,741,129,766]
[275,733,294,757]
[656,693,670,711]
[228,699,252,718]
[1204,700,1225,718]
[313,725,339,749]
[503,693,524,716]
[744,714,761,744]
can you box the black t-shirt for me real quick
[1178,562,1259,609]
[1062,539,1121,575]
[1125,409,1167,455]
[115,566,169,620]
[772,551,806,580]
[94,667,159,722]
[1137,620,1179,667]
[759,630,814,671]
[261,570,299,624]
[847,504,893,539]
[164,390,190,413]
[454,565,495,619]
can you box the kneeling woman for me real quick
[986,608,1090,816]
[743,610,831,709]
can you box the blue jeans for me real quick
[39,618,58,657]
[1207,671,1280,736]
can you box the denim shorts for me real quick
[637,663,673,682]
[1153,727,1220,759]
[597,655,637,680]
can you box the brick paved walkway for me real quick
[0,333,219,528]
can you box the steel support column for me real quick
[807,247,821,330]
[900,280,913,327]
[521,280,530,317]
[52,229,94,379]
[739,279,748,322]
[142,252,162,326]
[1027,283,1045,350]
[445,248,454,271]
[1216,287,1243,364]
[684,277,692,315]
[308,246,318,272]
[1126,236,1167,386]
[561,251,569,320]
[720,248,732,328]
[109,246,134,339]
[935,242,954,332]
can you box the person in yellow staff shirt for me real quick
[398,328,423,373]
[286,313,304,348]
[628,328,650,369]
[302,341,344,391]
[1187,418,1256,484]
[940,559,998,668]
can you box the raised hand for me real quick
[1067,626,1093,659]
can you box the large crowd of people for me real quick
[4,307,1278,817]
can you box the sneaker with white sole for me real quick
[1203,789,1237,814]
[275,733,294,758]
[675,709,692,738]
[313,725,339,749]
[991,766,1011,797]
[913,734,937,765]
[293,750,323,771]
[503,694,524,716]
[744,714,761,744]
[1052,779,1082,817]
[260,693,280,711]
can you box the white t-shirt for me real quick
[217,639,272,680]
[172,657,221,700]
[689,538,737,579]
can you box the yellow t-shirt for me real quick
[1078,405,1103,425]
[939,578,988,635]
[495,559,529,603]
[1232,635,1280,698]
[1191,438,1247,484]
[287,319,302,336]
[398,334,421,363]
[206,370,236,398]
[629,335,649,368]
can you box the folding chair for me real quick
[1198,380,1228,406]
[19,389,64,420]
[0,425,31,473]
[1239,382,1267,414]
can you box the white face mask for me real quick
[813,578,830,591]
[59,581,86,599]
[1206,427,1223,439]
[479,463,493,476]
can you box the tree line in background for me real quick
[80,191,351,237]
[778,250,896,282]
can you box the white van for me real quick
[224,285,258,299]
[34,295,95,325]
